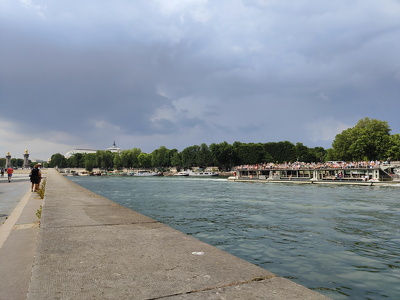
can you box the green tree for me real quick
[197,143,214,167]
[85,153,97,171]
[120,148,142,168]
[181,145,200,168]
[386,133,400,161]
[67,153,85,168]
[96,151,113,170]
[233,142,264,165]
[11,158,24,168]
[331,118,391,161]
[113,153,122,170]
[263,151,273,163]
[209,141,235,170]
[151,146,170,168]
[138,153,152,168]
[263,141,296,163]
[329,128,353,161]
[120,150,133,168]
[50,153,67,168]
[294,143,320,162]
[131,148,142,168]
[310,147,327,162]
[170,150,181,167]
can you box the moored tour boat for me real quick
[174,171,189,176]
[188,171,219,177]
[228,162,400,186]
[129,171,162,176]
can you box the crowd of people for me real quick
[235,161,393,171]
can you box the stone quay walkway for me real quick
[0,173,43,300]
[1,169,329,299]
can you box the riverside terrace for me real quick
[230,161,400,184]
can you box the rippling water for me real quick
[70,176,400,299]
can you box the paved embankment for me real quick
[6,169,329,299]
[0,177,43,300]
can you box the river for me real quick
[69,176,400,299]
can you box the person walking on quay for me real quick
[0,168,4,177]
[7,167,13,182]
[30,164,42,192]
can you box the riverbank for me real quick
[1,169,328,299]
[57,167,233,177]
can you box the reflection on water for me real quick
[70,176,400,299]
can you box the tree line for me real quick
[49,118,400,171]
[49,142,326,171]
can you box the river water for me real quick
[69,176,400,299]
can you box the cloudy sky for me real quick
[1,0,399,161]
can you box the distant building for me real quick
[65,142,122,158]
[65,149,97,158]
[105,141,122,153]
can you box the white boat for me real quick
[189,171,219,177]
[131,171,162,176]
[174,171,189,176]
[78,171,89,176]
[174,170,219,177]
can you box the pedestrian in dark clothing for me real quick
[30,164,41,192]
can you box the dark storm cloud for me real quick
[1,0,400,159]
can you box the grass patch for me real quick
[36,179,46,199]
[36,205,42,220]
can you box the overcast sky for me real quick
[1,0,399,161]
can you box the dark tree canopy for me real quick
[330,118,392,161]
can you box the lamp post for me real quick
[23,149,30,168]
[5,152,11,168]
